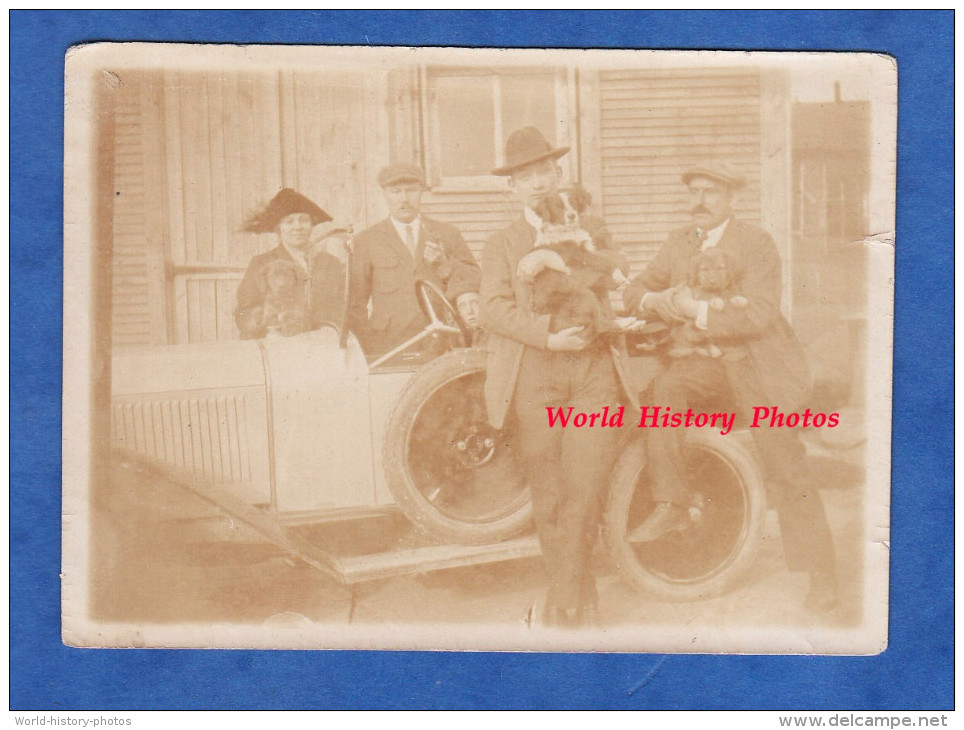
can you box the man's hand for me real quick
[640,288,685,323]
[456,291,481,329]
[672,286,701,320]
[546,326,586,351]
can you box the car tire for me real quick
[383,348,533,545]
[603,431,767,601]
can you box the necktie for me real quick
[404,224,416,256]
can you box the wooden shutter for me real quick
[110,71,166,346]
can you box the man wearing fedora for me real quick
[235,188,347,339]
[480,127,638,628]
[623,161,838,613]
[348,162,480,358]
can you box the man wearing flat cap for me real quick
[480,127,638,628]
[623,161,838,612]
[348,162,481,358]
[235,188,347,339]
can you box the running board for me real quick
[112,448,540,586]
[338,535,541,584]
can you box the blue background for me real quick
[10,10,952,710]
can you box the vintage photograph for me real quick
[62,44,895,652]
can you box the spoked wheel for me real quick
[604,431,767,601]
[383,348,533,544]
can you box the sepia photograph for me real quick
[62,43,895,653]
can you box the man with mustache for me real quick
[623,162,838,613]
[349,163,481,358]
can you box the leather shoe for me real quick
[626,502,690,543]
[805,571,838,613]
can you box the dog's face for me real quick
[692,248,732,293]
[531,192,579,227]
[261,259,303,298]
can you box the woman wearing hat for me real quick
[234,188,347,339]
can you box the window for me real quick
[423,67,571,189]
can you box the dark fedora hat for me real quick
[243,188,332,233]
[681,160,747,190]
[491,126,570,176]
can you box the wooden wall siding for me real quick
[110,71,168,346]
[420,190,520,259]
[595,69,764,275]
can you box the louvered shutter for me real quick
[110,73,165,346]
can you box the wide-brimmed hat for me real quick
[243,188,332,233]
[491,126,570,176]
[681,161,747,190]
[377,162,426,188]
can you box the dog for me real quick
[529,183,612,252]
[256,259,312,337]
[667,247,748,359]
[515,186,631,341]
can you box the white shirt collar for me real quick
[390,216,421,253]
[698,218,731,251]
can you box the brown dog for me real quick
[667,247,748,359]
[256,259,312,337]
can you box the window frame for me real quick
[420,65,575,192]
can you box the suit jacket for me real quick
[623,219,811,409]
[348,216,480,357]
[234,245,344,339]
[480,215,640,430]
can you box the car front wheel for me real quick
[382,348,533,545]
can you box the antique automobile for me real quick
[110,265,767,603]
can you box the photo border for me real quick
[11,9,952,709]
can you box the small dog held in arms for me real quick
[516,185,632,341]
[254,258,312,337]
[667,246,749,359]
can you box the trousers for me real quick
[647,355,835,575]
[512,345,620,613]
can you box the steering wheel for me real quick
[414,279,472,349]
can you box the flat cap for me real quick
[378,162,426,188]
[682,160,747,190]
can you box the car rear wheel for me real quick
[383,348,533,545]
[603,431,766,601]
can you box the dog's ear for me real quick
[567,183,592,213]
